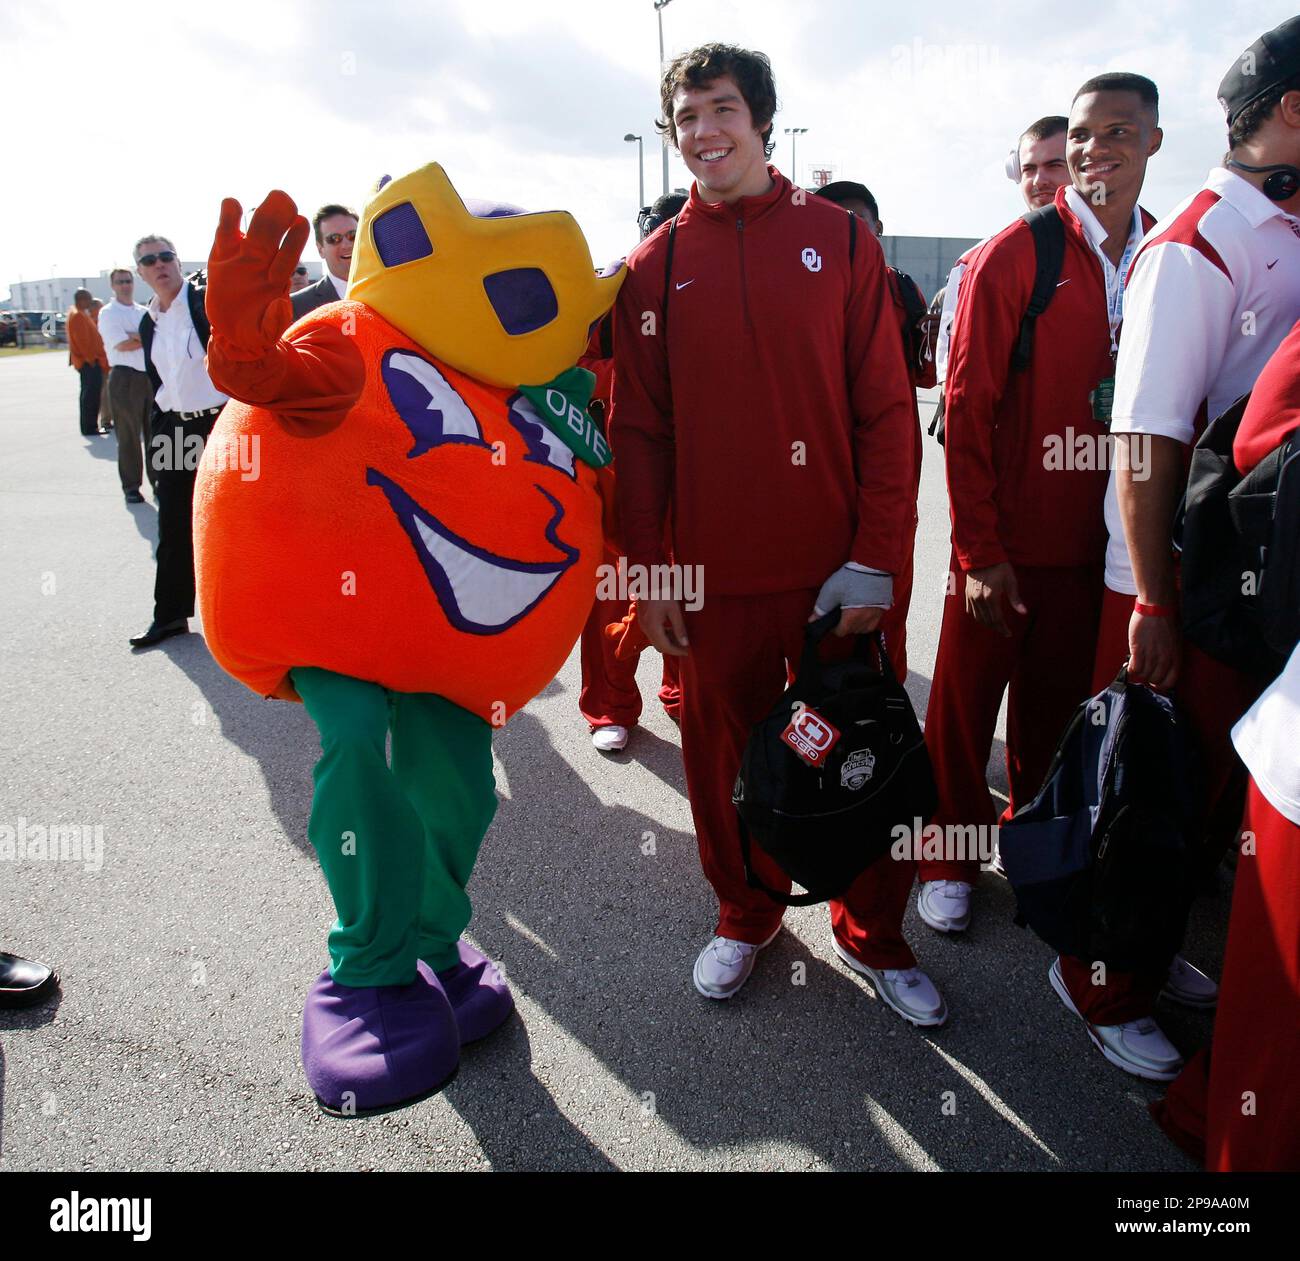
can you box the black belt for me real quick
[164,405,224,422]
[109,364,148,375]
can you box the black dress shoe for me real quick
[0,951,59,1008]
[129,619,189,649]
[125,490,145,504]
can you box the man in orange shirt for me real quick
[67,288,109,436]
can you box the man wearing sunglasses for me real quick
[292,203,358,318]
[130,234,227,650]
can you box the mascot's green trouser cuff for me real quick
[291,667,497,986]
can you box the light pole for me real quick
[654,0,675,196]
[784,127,808,185]
[624,133,645,212]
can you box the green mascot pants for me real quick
[291,667,497,986]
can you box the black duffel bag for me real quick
[732,611,937,906]
[998,668,1200,972]
[1177,392,1300,680]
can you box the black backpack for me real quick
[140,272,211,395]
[891,265,930,379]
[732,613,937,906]
[1176,392,1300,680]
[998,669,1200,972]
[929,204,1066,446]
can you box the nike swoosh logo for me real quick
[1268,259,1279,269]
[1056,279,1071,288]
[675,279,695,290]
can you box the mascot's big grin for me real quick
[366,468,577,634]
[367,345,580,634]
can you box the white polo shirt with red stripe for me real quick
[1102,166,1300,594]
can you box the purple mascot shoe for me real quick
[301,968,460,1116]
[420,941,514,1044]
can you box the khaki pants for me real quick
[108,366,156,494]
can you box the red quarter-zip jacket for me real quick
[944,185,1155,571]
[610,168,916,595]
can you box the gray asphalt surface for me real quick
[0,350,1214,1171]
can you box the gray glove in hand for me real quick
[813,563,893,616]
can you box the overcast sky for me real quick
[1,0,1293,295]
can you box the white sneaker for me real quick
[831,937,948,1027]
[1048,957,1183,1082]
[692,928,779,1000]
[1162,954,1218,1009]
[917,880,972,933]
[592,724,629,752]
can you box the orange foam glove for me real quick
[207,191,310,361]
[605,603,651,662]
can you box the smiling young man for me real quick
[611,44,943,1025]
[292,203,357,319]
[918,76,1162,984]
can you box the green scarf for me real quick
[517,366,611,469]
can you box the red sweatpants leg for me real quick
[1154,781,1300,1170]
[877,514,917,683]
[578,547,643,731]
[680,590,817,943]
[921,555,1102,883]
[658,654,682,721]
[1058,952,1164,1024]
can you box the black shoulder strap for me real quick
[597,311,613,360]
[139,312,161,392]
[660,217,678,341]
[187,276,211,350]
[848,211,857,265]
[1010,204,1065,373]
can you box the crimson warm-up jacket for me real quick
[944,185,1154,572]
[1236,316,1300,476]
[610,168,917,596]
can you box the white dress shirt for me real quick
[97,299,147,371]
[327,270,347,299]
[148,284,228,414]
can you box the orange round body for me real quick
[193,303,602,722]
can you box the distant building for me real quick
[879,236,981,305]
[6,261,323,313]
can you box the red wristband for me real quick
[1134,600,1176,618]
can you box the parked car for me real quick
[0,313,17,347]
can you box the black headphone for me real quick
[1227,158,1300,201]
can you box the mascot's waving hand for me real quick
[196,168,622,1114]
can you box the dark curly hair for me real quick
[1229,74,1300,148]
[656,43,778,157]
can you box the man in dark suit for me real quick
[291,203,357,319]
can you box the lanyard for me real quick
[1102,212,1140,360]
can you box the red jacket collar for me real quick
[685,165,791,226]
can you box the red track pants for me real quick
[920,555,1103,884]
[1151,780,1300,1170]
[578,546,682,730]
[1059,586,1262,1023]
[680,588,917,969]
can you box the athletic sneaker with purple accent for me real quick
[421,941,514,1043]
[301,969,460,1115]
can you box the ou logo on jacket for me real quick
[801,247,822,273]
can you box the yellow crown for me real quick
[347,163,623,389]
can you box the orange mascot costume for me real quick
[195,166,622,1114]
